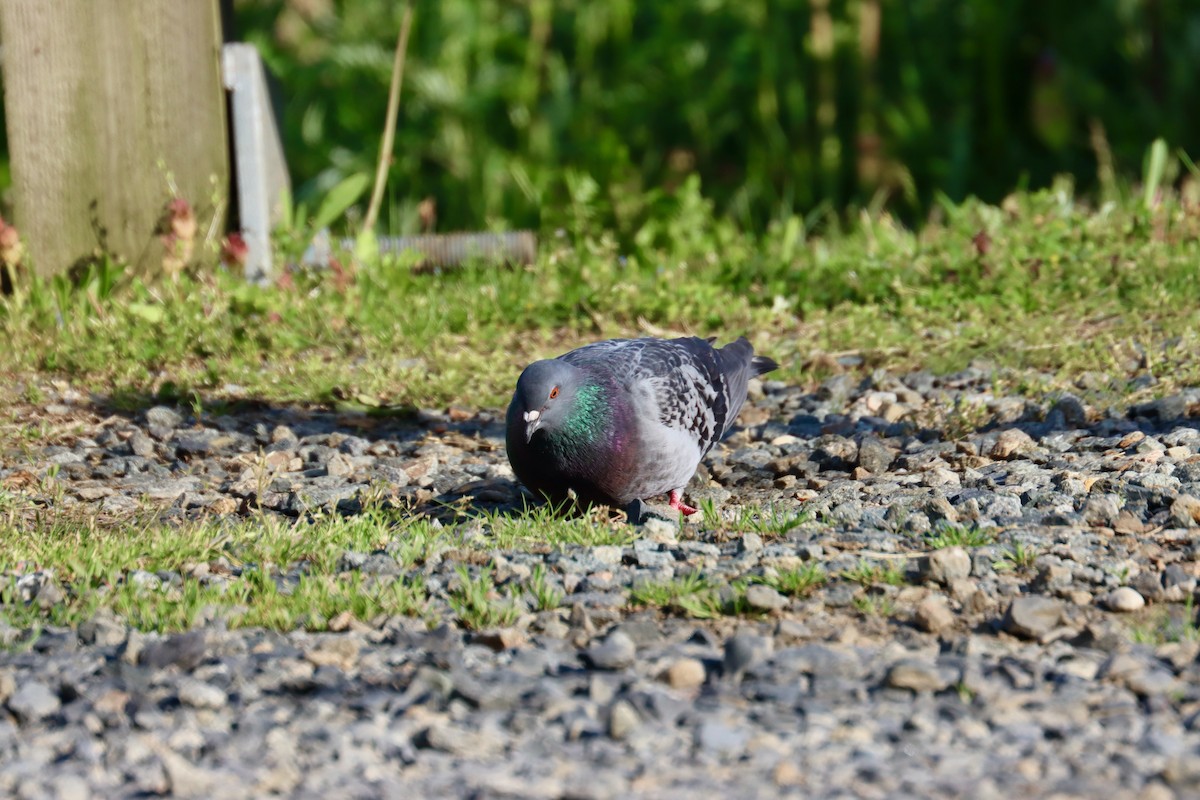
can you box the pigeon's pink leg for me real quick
[668,489,698,516]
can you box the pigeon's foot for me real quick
[668,489,698,516]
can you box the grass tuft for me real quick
[993,541,1040,572]
[840,560,908,587]
[753,563,827,597]
[448,564,521,630]
[629,572,752,620]
[924,524,997,550]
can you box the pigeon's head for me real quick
[512,359,584,443]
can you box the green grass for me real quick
[0,495,619,634]
[993,541,1040,572]
[753,563,828,597]
[924,524,997,550]
[629,572,753,620]
[526,563,563,612]
[852,594,898,618]
[840,560,908,587]
[448,564,521,630]
[1130,596,1200,645]
[482,505,637,550]
[0,502,439,631]
[2,187,1199,424]
[698,499,811,537]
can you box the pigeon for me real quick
[505,336,778,515]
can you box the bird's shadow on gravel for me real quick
[89,392,534,523]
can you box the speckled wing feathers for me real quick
[560,336,770,457]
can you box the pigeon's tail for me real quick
[751,354,779,377]
[714,337,778,381]
[713,337,778,438]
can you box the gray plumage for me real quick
[505,336,778,513]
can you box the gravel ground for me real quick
[2,368,1200,799]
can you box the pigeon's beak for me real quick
[523,409,543,443]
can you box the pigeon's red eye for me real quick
[549,387,559,400]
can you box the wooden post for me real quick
[0,0,229,277]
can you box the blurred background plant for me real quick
[3,0,1199,237]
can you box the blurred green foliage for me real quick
[228,0,1200,234]
[1,1,1196,234]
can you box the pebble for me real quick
[608,699,640,740]
[1169,494,1200,527]
[0,669,13,703]
[723,633,773,680]
[914,594,956,633]
[990,429,1036,459]
[304,636,361,671]
[1102,586,1147,613]
[885,659,954,692]
[641,518,679,543]
[745,584,788,611]
[177,679,228,710]
[857,436,896,474]
[1004,596,1064,639]
[50,774,91,800]
[663,657,707,690]
[696,719,751,757]
[583,631,637,670]
[7,681,61,722]
[921,547,972,585]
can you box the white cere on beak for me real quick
[523,410,540,423]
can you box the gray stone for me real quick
[744,583,788,611]
[923,494,959,524]
[129,431,156,458]
[1126,669,1177,697]
[823,582,859,607]
[738,532,764,553]
[78,611,127,648]
[421,722,506,757]
[641,517,679,542]
[1033,561,1074,593]
[885,659,954,692]
[50,774,91,800]
[921,546,972,585]
[1169,494,1200,527]
[990,428,1036,459]
[857,436,896,474]
[7,681,60,722]
[177,679,228,710]
[695,719,750,757]
[608,699,640,740]
[723,633,773,679]
[590,546,623,566]
[146,405,184,430]
[1049,394,1089,426]
[140,631,207,671]
[1081,493,1122,527]
[914,594,956,633]
[583,631,637,671]
[1101,586,1146,613]
[1003,596,1064,639]
[1137,394,1188,420]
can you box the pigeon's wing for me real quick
[562,336,765,457]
